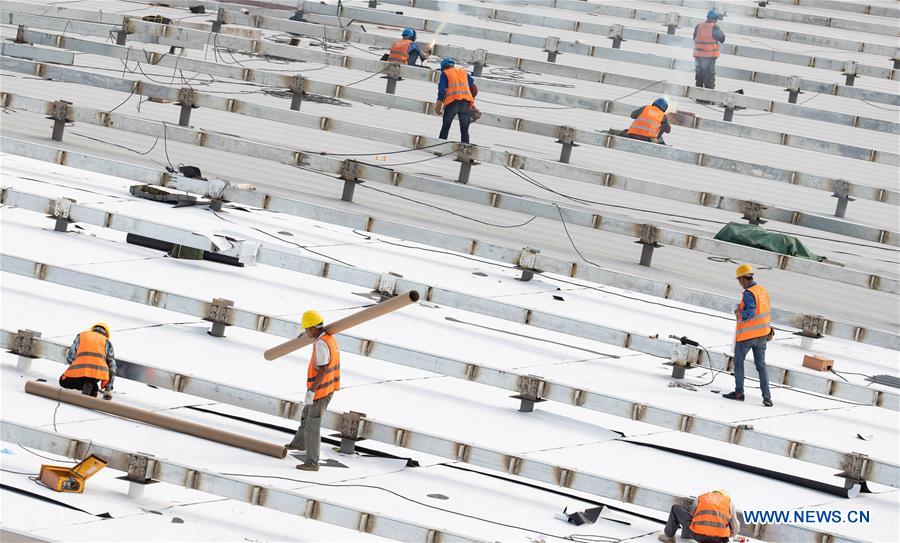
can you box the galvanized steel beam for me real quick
[5,326,896,493]
[767,0,899,19]
[0,420,487,543]
[12,15,900,169]
[4,119,899,350]
[1,69,895,251]
[17,28,900,208]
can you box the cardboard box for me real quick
[802,354,834,372]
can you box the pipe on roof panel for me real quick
[23,380,287,459]
[264,290,420,360]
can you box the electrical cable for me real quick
[552,203,604,268]
[18,445,76,464]
[218,471,620,542]
[160,121,176,170]
[0,468,37,476]
[343,67,388,88]
[356,183,539,228]
[350,229,520,269]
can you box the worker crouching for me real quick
[386,28,431,66]
[659,490,741,543]
[287,310,341,472]
[59,322,116,400]
[626,98,671,145]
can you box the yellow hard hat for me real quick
[301,310,324,329]
[713,489,730,498]
[735,264,754,279]
[91,322,111,338]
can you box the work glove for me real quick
[304,390,315,406]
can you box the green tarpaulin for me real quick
[714,222,822,261]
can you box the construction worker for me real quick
[693,10,726,90]
[287,310,341,472]
[435,58,478,144]
[387,28,431,66]
[658,489,740,543]
[626,98,671,144]
[724,264,773,407]
[59,323,116,400]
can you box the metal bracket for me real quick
[340,159,360,202]
[206,178,229,212]
[177,87,196,127]
[377,272,402,301]
[15,25,27,44]
[785,75,802,104]
[556,126,579,164]
[289,75,304,110]
[211,7,225,33]
[48,100,72,142]
[544,36,560,62]
[797,314,825,349]
[11,329,41,372]
[337,411,367,454]
[608,24,624,49]
[206,297,234,337]
[384,63,401,94]
[511,374,546,413]
[455,144,479,184]
[664,12,679,35]
[516,246,541,282]
[838,452,870,485]
[742,201,767,225]
[118,452,159,498]
[471,48,488,77]
[842,61,858,86]
[669,343,699,379]
[50,196,76,232]
[635,224,662,267]
[722,92,737,122]
[831,179,855,218]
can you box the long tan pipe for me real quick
[264,290,420,361]
[24,380,287,458]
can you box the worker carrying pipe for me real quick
[625,98,671,145]
[658,489,741,543]
[723,264,774,407]
[693,10,726,91]
[59,322,116,401]
[434,58,478,144]
[286,310,341,472]
[384,28,431,66]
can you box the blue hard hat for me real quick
[707,9,719,20]
[440,57,455,69]
[402,28,415,38]
[652,97,668,111]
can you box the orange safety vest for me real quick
[694,22,720,58]
[690,492,732,538]
[443,68,475,106]
[735,284,771,342]
[388,39,412,64]
[307,333,341,401]
[627,105,666,138]
[62,331,110,386]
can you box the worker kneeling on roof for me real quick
[287,310,341,472]
[626,98,672,145]
[386,28,431,66]
[435,58,478,144]
[659,489,740,543]
[60,322,116,400]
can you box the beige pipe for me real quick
[264,290,420,361]
[25,380,287,459]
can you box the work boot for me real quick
[296,463,319,472]
[658,534,675,543]
[763,398,774,407]
[722,391,744,401]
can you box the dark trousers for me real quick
[59,376,99,397]
[625,133,666,145]
[666,505,727,542]
[695,57,717,89]
[439,99,471,144]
